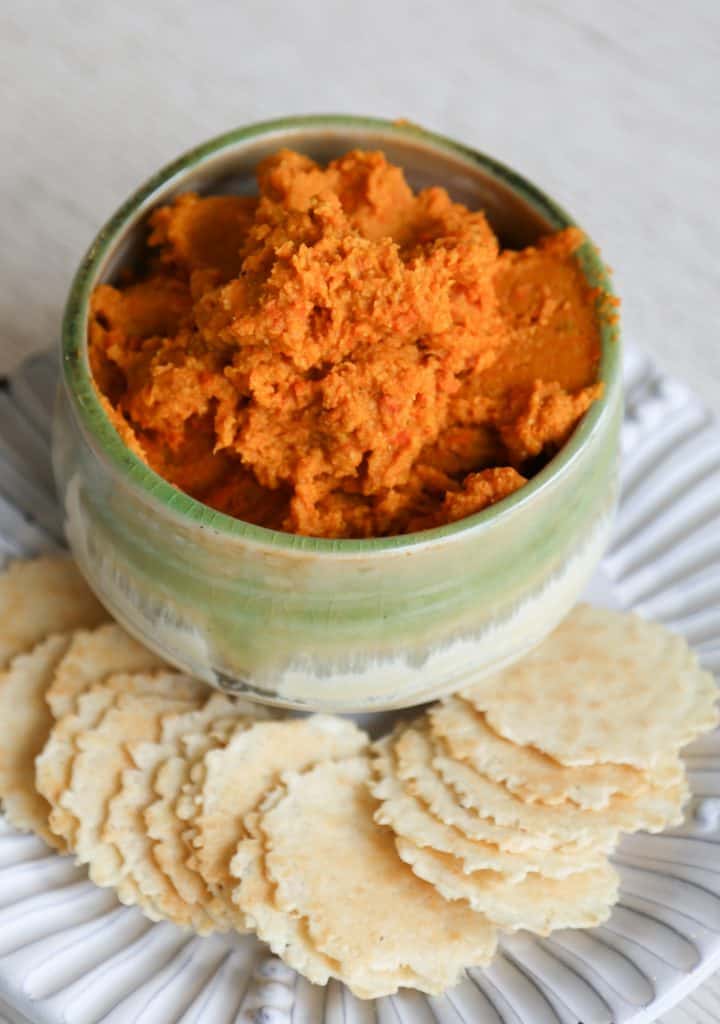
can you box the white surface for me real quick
[1,4,719,1018]
[0,349,719,1024]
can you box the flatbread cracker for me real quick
[372,738,605,879]
[109,694,265,930]
[36,624,166,846]
[37,663,208,847]
[145,691,269,916]
[0,634,71,849]
[231,804,431,998]
[147,731,233,928]
[435,744,689,840]
[53,672,208,884]
[46,622,164,719]
[0,555,106,667]
[104,743,205,927]
[104,699,256,932]
[149,743,218,904]
[146,696,273,927]
[462,604,719,768]
[392,726,613,854]
[261,756,497,996]
[188,716,368,897]
[395,838,619,935]
[231,834,339,988]
[430,696,683,809]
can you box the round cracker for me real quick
[395,837,619,935]
[371,738,606,879]
[232,804,432,998]
[430,696,683,809]
[435,744,689,841]
[36,624,167,847]
[0,634,71,849]
[0,555,106,668]
[149,698,274,929]
[147,735,230,927]
[261,756,497,995]
[37,667,208,847]
[461,604,718,768]
[104,699,255,932]
[187,716,368,898]
[53,672,208,885]
[392,726,614,854]
[145,691,269,917]
[46,622,164,719]
[116,694,266,931]
[231,834,338,988]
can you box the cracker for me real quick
[46,622,164,719]
[36,624,165,847]
[53,672,208,884]
[395,838,619,935]
[392,725,612,854]
[371,738,605,879]
[461,604,719,768]
[260,756,497,996]
[435,744,689,840]
[109,694,265,930]
[0,555,106,668]
[171,721,262,924]
[231,834,339,988]
[147,735,230,927]
[104,748,204,928]
[233,803,432,998]
[104,699,254,932]
[188,716,368,897]
[430,696,683,809]
[37,666,207,847]
[0,634,71,849]
[146,694,267,915]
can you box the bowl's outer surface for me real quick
[55,116,621,710]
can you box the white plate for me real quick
[0,347,718,1024]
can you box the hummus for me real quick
[89,149,606,538]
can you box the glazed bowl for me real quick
[53,115,621,712]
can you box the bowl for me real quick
[53,115,621,712]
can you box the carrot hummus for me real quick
[89,149,605,538]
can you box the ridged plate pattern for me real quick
[0,347,717,1024]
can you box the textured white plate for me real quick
[0,347,718,1024]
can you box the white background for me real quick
[2,2,719,1020]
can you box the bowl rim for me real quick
[60,113,620,556]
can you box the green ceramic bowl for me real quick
[54,115,621,712]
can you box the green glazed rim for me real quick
[61,114,621,555]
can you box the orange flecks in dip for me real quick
[88,149,605,538]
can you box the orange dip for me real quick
[89,149,604,538]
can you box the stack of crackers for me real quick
[0,556,716,999]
